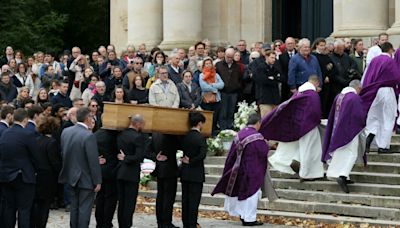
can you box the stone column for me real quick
[333,0,389,37]
[127,0,163,48]
[159,0,202,50]
[388,0,400,34]
[110,0,128,54]
[330,0,342,36]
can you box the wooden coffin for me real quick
[102,102,213,136]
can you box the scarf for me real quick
[88,83,97,95]
[202,67,216,84]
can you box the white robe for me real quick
[268,82,324,179]
[224,190,261,222]
[366,87,397,149]
[326,131,366,179]
[361,45,382,84]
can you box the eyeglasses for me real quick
[91,104,98,107]
[135,62,143,65]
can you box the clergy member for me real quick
[322,80,367,193]
[361,33,389,83]
[211,113,272,226]
[360,42,400,154]
[259,75,324,182]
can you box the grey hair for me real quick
[126,45,136,51]
[76,107,90,122]
[130,114,144,124]
[349,79,361,89]
[247,112,261,125]
[334,39,345,48]
[95,81,106,87]
[297,38,310,48]
[225,48,235,55]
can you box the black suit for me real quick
[180,129,207,228]
[94,129,119,228]
[116,128,147,228]
[279,50,297,102]
[31,135,62,228]
[148,134,180,228]
[0,124,38,228]
[0,121,9,225]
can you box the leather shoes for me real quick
[337,176,350,193]
[365,133,375,153]
[290,160,300,174]
[242,221,264,226]
[378,148,392,154]
[346,179,355,184]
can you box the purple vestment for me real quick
[322,91,367,162]
[211,127,269,200]
[259,90,321,142]
[360,52,400,113]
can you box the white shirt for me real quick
[341,87,357,95]
[0,120,9,128]
[77,122,89,130]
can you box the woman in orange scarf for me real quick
[198,57,225,136]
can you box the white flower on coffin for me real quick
[233,101,258,131]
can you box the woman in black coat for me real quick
[31,116,62,228]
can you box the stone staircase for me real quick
[139,135,400,226]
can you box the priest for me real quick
[211,113,276,227]
[259,75,324,181]
[360,42,400,154]
[322,80,367,193]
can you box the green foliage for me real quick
[140,174,154,186]
[0,0,67,55]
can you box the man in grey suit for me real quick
[59,107,102,228]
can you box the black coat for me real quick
[216,60,242,93]
[180,130,207,183]
[0,124,38,184]
[329,53,361,94]
[147,134,181,179]
[95,129,119,180]
[116,128,147,182]
[35,135,62,199]
[253,60,281,105]
[279,50,297,102]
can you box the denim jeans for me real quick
[219,92,238,130]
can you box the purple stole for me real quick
[225,133,265,196]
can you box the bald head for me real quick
[349,79,362,94]
[225,48,235,64]
[67,107,78,124]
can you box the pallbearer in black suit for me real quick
[116,114,147,228]
[0,105,14,225]
[94,128,119,228]
[31,116,62,228]
[180,112,207,228]
[279,37,297,102]
[26,105,43,135]
[0,108,38,228]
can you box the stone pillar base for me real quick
[331,28,388,38]
[387,24,400,35]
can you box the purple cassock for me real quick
[211,127,268,200]
[360,51,400,113]
[321,91,367,162]
[259,90,321,142]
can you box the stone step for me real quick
[204,162,400,176]
[205,169,400,185]
[139,190,400,220]
[139,200,400,226]
[204,153,400,165]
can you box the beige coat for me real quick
[149,79,180,108]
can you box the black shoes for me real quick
[242,221,264,226]
[378,148,392,154]
[337,176,350,193]
[290,160,300,174]
[365,133,375,153]
[160,223,179,228]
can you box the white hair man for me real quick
[288,38,322,93]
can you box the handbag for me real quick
[202,92,217,103]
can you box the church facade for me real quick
[110,0,400,52]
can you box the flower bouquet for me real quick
[234,101,258,131]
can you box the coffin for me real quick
[102,102,213,136]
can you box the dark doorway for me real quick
[272,0,333,42]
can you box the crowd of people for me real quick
[0,32,397,227]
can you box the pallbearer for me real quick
[259,75,324,182]
[322,80,367,193]
[212,113,275,226]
